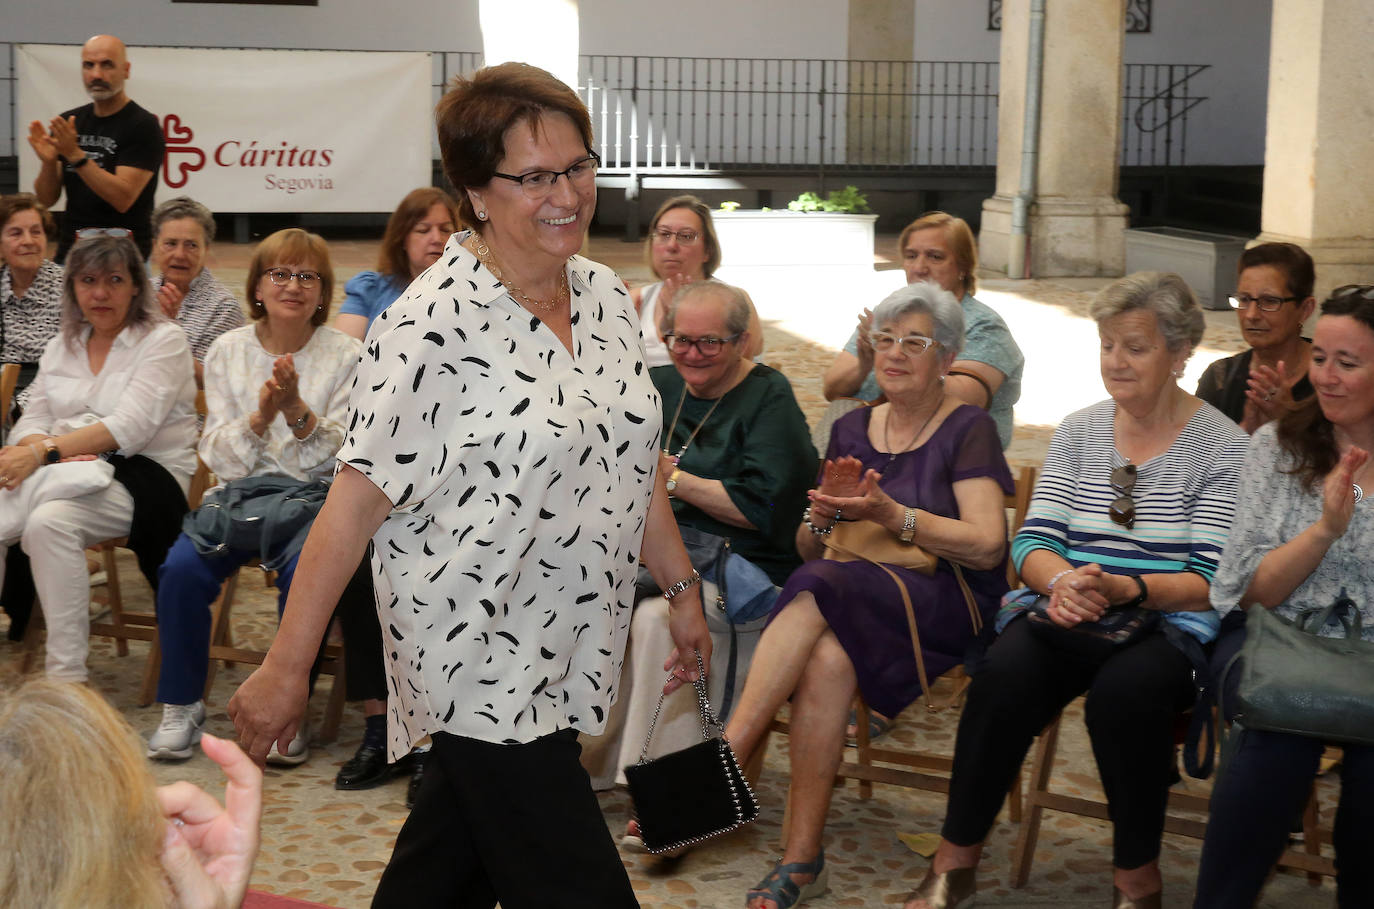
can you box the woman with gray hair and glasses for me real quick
[0,233,197,682]
[904,272,1249,909]
[720,280,1014,909]
[149,196,244,386]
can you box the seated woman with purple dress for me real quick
[719,281,1013,909]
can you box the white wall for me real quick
[577,0,847,58]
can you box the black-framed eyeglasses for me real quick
[1109,464,1137,531]
[262,267,322,288]
[663,331,741,356]
[1330,284,1374,302]
[1229,292,1297,313]
[650,227,700,245]
[75,227,133,241]
[492,151,600,200]
[869,330,940,357]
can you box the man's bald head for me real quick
[81,35,131,104]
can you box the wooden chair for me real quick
[0,362,21,438]
[1009,693,1338,886]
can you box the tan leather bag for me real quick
[823,520,981,710]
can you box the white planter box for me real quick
[712,210,879,270]
[1123,226,1250,310]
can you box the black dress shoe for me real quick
[334,742,394,790]
[405,750,427,809]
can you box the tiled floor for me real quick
[0,229,1339,907]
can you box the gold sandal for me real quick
[907,865,975,909]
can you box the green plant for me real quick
[719,200,741,212]
[786,185,870,214]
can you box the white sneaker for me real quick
[266,716,310,766]
[147,701,205,760]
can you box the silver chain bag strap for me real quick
[623,652,760,853]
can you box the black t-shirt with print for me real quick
[55,100,163,262]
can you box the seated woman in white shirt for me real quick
[146,228,361,767]
[0,233,199,682]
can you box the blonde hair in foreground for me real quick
[0,678,168,909]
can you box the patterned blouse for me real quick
[1210,424,1374,641]
[339,232,662,757]
[154,269,246,363]
[0,259,63,365]
[199,324,360,485]
[1011,399,1249,643]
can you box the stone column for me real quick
[845,0,915,166]
[980,0,1130,277]
[1255,0,1374,298]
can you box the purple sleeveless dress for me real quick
[770,404,1013,718]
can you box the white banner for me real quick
[17,45,431,214]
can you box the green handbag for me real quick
[1235,590,1374,746]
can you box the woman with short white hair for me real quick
[723,280,1014,909]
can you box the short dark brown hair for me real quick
[898,211,979,297]
[0,193,57,243]
[60,235,161,348]
[435,62,594,227]
[377,187,462,280]
[646,195,721,279]
[1276,287,1374,490]
[245,228,334,326]
[1237,241,1315,302]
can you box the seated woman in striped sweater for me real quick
[904,272,1250,909]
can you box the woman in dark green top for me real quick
[580,279,816,801]
[653,281,817,586]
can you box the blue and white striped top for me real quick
[1012,399,1249,642]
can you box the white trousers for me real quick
[580,582,768,790]
[0,481,134,681]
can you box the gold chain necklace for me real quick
[472,233,568,312]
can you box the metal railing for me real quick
[2,44,1208,177]
[1122,63,1209,167]
[580,57,999,174]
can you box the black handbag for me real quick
[1232,590,1374,746]
[1024,598,1158,662]
[623,653,759,854]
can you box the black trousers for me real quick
[371,728,638,909]
[942,617,1194,868]
[333,550,388,702]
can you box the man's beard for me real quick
[86,82,115,100]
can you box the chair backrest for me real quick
[1,362,21,440]
[1004,465,1038,587]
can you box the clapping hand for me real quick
[1318,446,1369,540]
[853,308,876,361]
[47,115,82,161]
[157,733,262,909]
[1242,360,1293,431]
[266,354,302,412]
[27,120,59,163]
[157,281,185,319]
[811,466,899,526]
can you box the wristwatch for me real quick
[290,409,312,431]
[665,468,681,496]
[42,438,62,465]
[69,156,90,169]
[1120,575,1149,609]
[899,506,918,543]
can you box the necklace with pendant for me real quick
[662,362,747,463]
[882,398,942,465]
[472,233,568,312]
